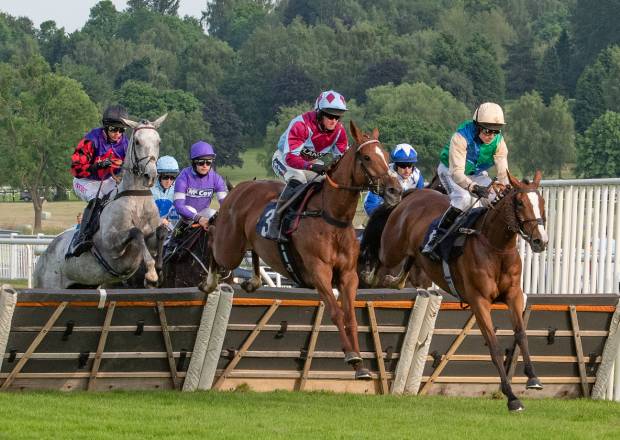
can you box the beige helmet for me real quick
[473,102,505,130]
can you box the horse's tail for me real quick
[359,203,399,268]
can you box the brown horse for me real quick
[208,121,402,379]
[367,171,547,411]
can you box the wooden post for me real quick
[213,300,281,390]
[419,312,476,395]
[87,301,116,391]
[570,305,590,397]
[298,302,325,391]
[1,302,67,390]
[157,302,180,390]
[367,302,389,394]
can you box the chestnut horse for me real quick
[208,121,402,379]
[366,171,548,411]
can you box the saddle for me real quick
[422,207,487,262]
[256,182,323,287]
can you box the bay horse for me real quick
[366,171,548,411]
[34,115,167,289]
[208,121,402,379]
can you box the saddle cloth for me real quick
[422,207,487,262]
[256,182,322,240]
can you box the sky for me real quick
[0,0,206,32]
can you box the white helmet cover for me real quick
[314,90,348,116]
[473,102,505,129]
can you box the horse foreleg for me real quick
[140,233,158,288]
[240,251,262,292]
[338,269,371,380]
[472,299,524,412]
[506,288,542,390]
[382,256,414,289]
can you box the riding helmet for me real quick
[190,141,216,160]
[102,104,129,128]
[473,102,505,131]
[314,90,348,117]
[390,143,418,163]
[156,156,180,175]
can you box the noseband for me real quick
[324,139,389,194]
[127,125,158,175]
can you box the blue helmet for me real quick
[190,141,216,160]
[156,155,179,175]
[390,143,418,163]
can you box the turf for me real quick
[0,391,618,439]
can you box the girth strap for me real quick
[441,259,463,301]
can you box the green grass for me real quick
[0,391,619,439]
[218,147,272,184]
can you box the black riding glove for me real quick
[309,163,327,175]
[471,184,490,198]
[96,158,113,169]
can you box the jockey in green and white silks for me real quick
[422,102,509,261]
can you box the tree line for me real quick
[1,0,620,224]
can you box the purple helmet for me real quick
[190,141,216,160]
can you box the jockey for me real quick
[70,104,129,201]
[151,155,180,230]
[67,105,129,257]
[363,143,424,216]
[173,141,228,231]
[421,102,509,260]
[267,89,349,242]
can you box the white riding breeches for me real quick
[73,177,118,202]
[437,163,494,211]
[271,150,324,184]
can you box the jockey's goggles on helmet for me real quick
[395,162,414,169]
[193,159,213,166]
[160,174,176,181]
[107,126,125,134]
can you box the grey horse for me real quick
[34,115,167,289]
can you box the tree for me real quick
[128,0,179,15]
[0,59,99,231]
[36,20,70,67]
[115,80,201,119]
[506,91,575,178]
[573,45,620,132]
[158,110,213,168]
[202,93,245,167]
[575,111,620,178]
[204,0,272,49]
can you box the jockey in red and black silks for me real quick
[70,105,129,202]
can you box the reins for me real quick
[126,125,157,176]
[324,139,386,193]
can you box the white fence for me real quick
[520,178,620,294]
[2,178,620,293]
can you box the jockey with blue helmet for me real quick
[173,141,228,231]
[421,102,509,261]
[364,143,425,216]
[267,90,349,242]
[151,155,180,230]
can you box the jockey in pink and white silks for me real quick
[421,102,509,261]
[267,90,349,242]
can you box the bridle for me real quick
[126,125,158,176]
[324,139,389,195]
[490,186,546,242]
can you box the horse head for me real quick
[348,121,402,206]
[503,170,548,253]
[122,114,167,188]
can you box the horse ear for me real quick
[507,170,520,187]
[533,170,542,187]
[152,113,168,129]
[349,120,363,143]
[371,127,379,140]
[122,118,139,129]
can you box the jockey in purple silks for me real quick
[266,89,349,242]
[173,141,228,231]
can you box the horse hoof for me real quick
[508,399,524,412]
[355,368,372,381]
[344,352,362,365]
[526,378,543,390]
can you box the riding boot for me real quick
[265,179,302,242]
[420,206,463,261]
[66,199,98,258]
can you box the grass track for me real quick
[0,391,619,439]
